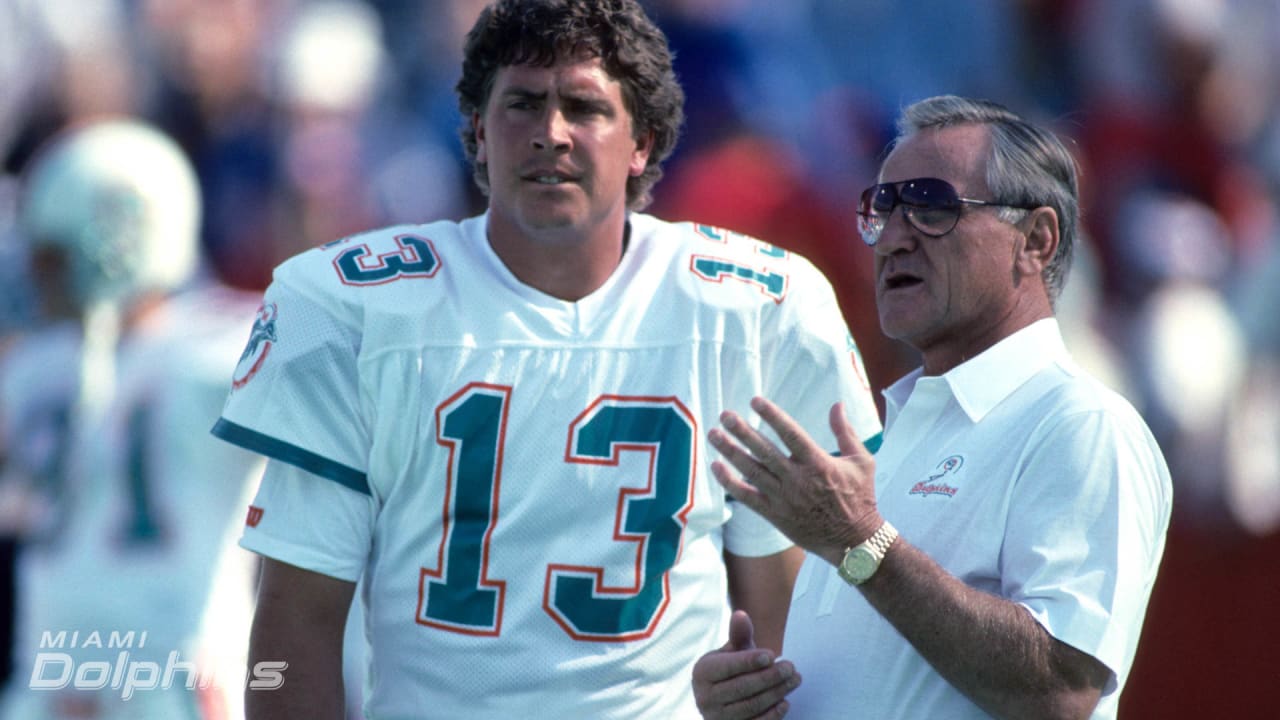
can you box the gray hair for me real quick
[894,95,1080,302]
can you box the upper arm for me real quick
[253,550,358,630]
[1005,407,1170,689]
[724,546,805,655]
[247,557,356,720]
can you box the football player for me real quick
[213,1,882,718]
[0,120,264,720]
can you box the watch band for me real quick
[864,520,898,557]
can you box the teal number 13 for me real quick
[418,384,696,642]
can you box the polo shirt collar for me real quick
[883,318,1070,424]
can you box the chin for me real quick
[878,309,912,339]
[878,313,931,347]
[524,196,587,223]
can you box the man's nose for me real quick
[873,206,919,256]
[532,109,571,152]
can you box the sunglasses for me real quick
[856,177,1035,246]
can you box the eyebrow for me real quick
[498,88,546,102]
[497,86,614,113]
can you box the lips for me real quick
[521,167,580,185]
[881,270,923,291]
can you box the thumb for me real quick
[829,402,865,459]
[726,609,756,651]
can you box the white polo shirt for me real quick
[783,318,1172,720]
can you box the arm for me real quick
[246,557,356,720]
[710,397,1109,720]
[688,533,805,719]
[723,545,804,654]
[859,535,1109,719]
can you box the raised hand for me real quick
[708,398,883,566]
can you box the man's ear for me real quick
[1016,206,1060,277]
[629,129,655,177]
[474,112,487,164]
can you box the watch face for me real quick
[842,547,877,582]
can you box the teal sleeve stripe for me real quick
[863,431,884,455]
[211,418,371,496]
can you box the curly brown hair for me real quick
[456,0,685,210]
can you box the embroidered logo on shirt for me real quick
[909,455,964,497]
[232,303,278,390]
[245,505,264,528]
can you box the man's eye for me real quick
[568,102,609,117]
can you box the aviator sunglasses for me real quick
[857,177,1037,246]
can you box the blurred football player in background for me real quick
[0,120,264,719]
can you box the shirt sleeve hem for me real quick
[213,417,370,496]
[239,531,364,583]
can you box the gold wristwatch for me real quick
[836,520,898,586]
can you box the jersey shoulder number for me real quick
[326,228,443,286]
[685,222,790,303]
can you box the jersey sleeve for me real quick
[723,252,883,559]
[239,459,377,582]
[763,257,883,452]
[212,273,371,495]
[721,499,796,558]
[1002,407,1171,691]
[212,267,379,578]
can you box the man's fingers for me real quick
[727,610,756,652]
[718,411,790,478]
[750,396,823,462]
[708,429,781,495]
[723,684,796,720]
[693,647,773,694]
[702,661,801,719]
[828,402,866,459]
[710,461,770,513]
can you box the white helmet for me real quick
[20,119,201,306]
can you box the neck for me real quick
[919,302,1053,376]
[486,213,630,302]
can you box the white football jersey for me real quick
[1,285,265,720]
[216,212,881,719]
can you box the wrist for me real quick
[821,511,885,567]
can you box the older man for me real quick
[693,95,1172,720]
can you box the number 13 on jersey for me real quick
[418,383,697,642]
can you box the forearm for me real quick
[245,615,346,718]
[858,539,1106,720]
[245,559,354,719]
[724,546,805,655]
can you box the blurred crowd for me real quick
[0,0,1277,717]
